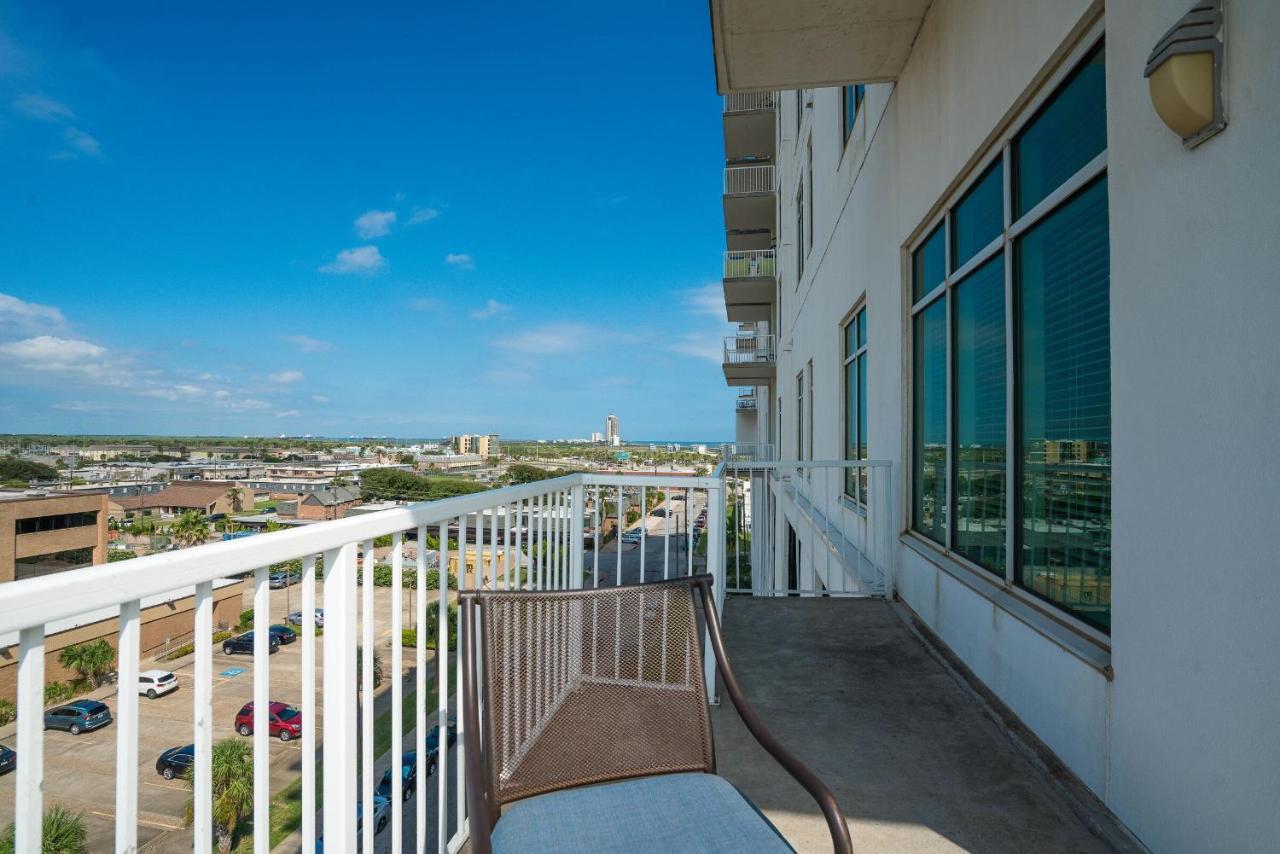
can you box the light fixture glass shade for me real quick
[1148,51,1216,139]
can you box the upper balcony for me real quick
[735,390,758,411]
[723,249,776,323]
[723,332,776,386]
[0,465,1124,852]
[709,0,932,92]
[723,164,776,240]
[722,91,776,163]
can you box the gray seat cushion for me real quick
[491,772,794,853]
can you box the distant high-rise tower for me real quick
[605,413,620,445]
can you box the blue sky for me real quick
[0,2,735,441]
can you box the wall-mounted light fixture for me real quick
[1144,0,1226,149]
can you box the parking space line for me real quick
[92,810,185,831]
[142,780,188,792]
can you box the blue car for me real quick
[316,793,390,850]
[268,625,297,645]
[44,700,112,735]
[0,744,15,774]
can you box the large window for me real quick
[842,84,865,143]
[909,42,1110,632]
[15,546,95,581]
[842,306,868,502]
[806,136,814,253]
[15,511,98,534]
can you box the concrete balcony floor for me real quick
[710,597,1127,853]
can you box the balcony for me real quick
[0,465,1122,853]
[723,249,776,323]
[723,164,776,239]
[722,91,776,163]
[723,332,776,386]
[735,393,757,411]
[709,0,932,92]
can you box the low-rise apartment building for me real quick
[712,1,1278,851]
[451,434,501,457]
[293,485,361,521]
[108,481,247,518]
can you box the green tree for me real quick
[0,458,59,482]
[170,511,209,548]
[0,805,89,854]
[57,639,116,688]
[107,549,137,562]
[184,738,253,852]
[224,487,243,513]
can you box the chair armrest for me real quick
[694,577,853,854]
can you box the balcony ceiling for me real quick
[709,0,932,93]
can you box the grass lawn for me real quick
[232,674,441,852]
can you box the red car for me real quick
[234,701,302,741]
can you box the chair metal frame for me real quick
[460,574,853,854]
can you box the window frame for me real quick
[795,370,806,462]
[841,302,869,505]
[905,32,1110,644]
[796,182,805,284]
[841,84,866,146]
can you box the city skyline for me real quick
[0,2,736,439]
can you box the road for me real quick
[586,490,708,587]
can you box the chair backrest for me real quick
[461,577,715,810]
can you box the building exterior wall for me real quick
[0,580,243,700]
[0,492,109,583]
[753,1,1280,850]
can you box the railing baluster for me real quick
[456,515,469,842]
[15,626,44,853]
[571,483,584,590]
[687,487,694,577]
[116,597,141,852]
[490,504,499,590]
[664,487,671,580]
[391,532,404,852]
[504,501,512,590]
[615,484,623,586]
[436,523,449,854]
[252,565,270,854]
[414,526,428,854]
[300,557,316,854]
[592,486,600,588]
[361,539,375,854]
[323,544,358,850]
[194,580,214,854]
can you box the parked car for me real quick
[44,700,112,735]
[621,529,643,544]
[377,751,418,802]
[425,722,457,762]
[651,508,667,517]
[138,669,179,699]
[234,701,302,741]
[269,571,300,589]
[268,624,297,645]
[222,631,279,656]
[316,793,391,850]
[155,744,194,780]
[0,745,15,775]
[286,608,324,627]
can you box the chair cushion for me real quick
[491,772,794,853]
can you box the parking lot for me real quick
[0,582,432,852]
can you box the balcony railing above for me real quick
[723,91,777,113]
[723,333,776,365]
[724,249,776,280]
[721,443,775,463]
[735,394,758,411]
[724,164,775,195]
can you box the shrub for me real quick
[107,549,137,562]
[401,628,417,647]
[162,630,236,662]
[0,700,15,726]
[424,601,459,651]
[424,569,458,590]
[237,609,254,630]
[0,805,89,854]
[43,681,78,707]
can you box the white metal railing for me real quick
[719,460,895,598]
[0,472,727,853]
[724,248,776,279]
[723,333,776,365]
[723,91,776,113]
[735,396,757,411]
[721,443,775,463]
[723,164,775,195]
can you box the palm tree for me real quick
[184,738,253,852]
[170,511,209,548]
[224,486,243,513]
[357,646,384,690]
[0,805,89,854]
[57,639,116,689]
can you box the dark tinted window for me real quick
[912,225,946,302]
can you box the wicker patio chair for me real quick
[459,574,852,853]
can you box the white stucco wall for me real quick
[757,0,1280,849]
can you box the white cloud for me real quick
[354,209,396,239]
[668,334,723,365]
[680,282,728,322]
[408,297,440,312]
[444,253,473,269]
[407,207,440,225]
[496,323,592,355]
[268,369,304,384]
[12,94,76,122]
[470,299,509,320]
[221,398,270,412]
[319,245,386,275]
[311,394,330,404]
[0,335,106,367]
[0,293,66,333]
[61,127,101,157]
[284,334,334,353]
[214,390,232,400]
[275,409,301,418]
